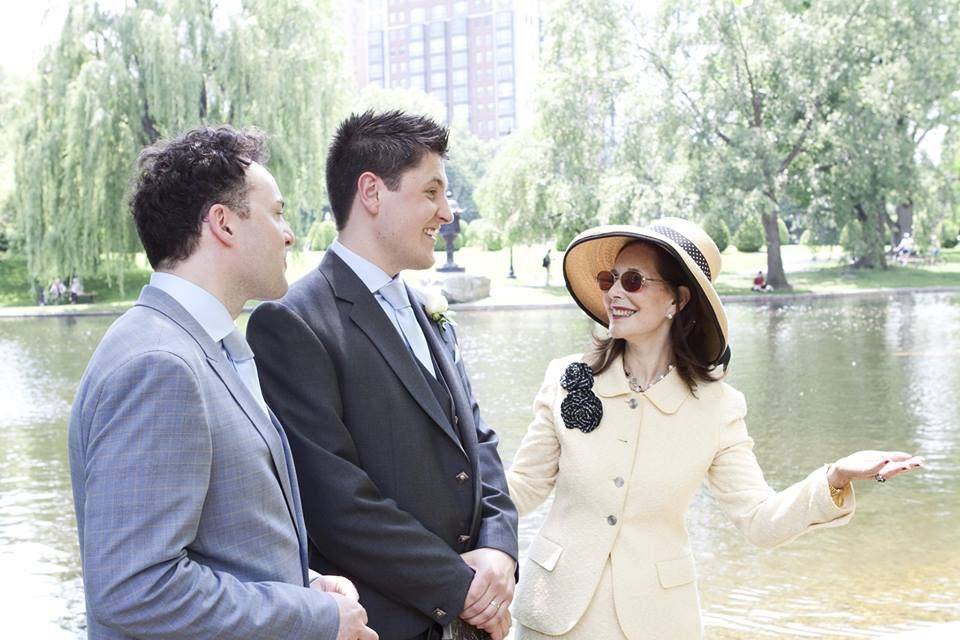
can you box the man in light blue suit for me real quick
[68,126,377,640]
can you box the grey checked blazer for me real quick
[68,286,339,639]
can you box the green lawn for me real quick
[2,244,959,309]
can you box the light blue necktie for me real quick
[378,279,435,377]
[222,328,269,415]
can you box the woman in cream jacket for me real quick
[506,219,923,640]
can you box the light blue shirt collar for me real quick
[149,272,236,344]
[329,240,398,296]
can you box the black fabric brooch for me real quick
[560,362,603,433]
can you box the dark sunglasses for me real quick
[596,270,666,293]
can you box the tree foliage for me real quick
[13,0,343,282]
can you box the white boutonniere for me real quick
[424,290,456,333]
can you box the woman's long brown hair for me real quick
[584,240,725,394]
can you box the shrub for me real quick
[468,219,503,251]
[733,216,764,253]
[435,218,469,251]
[941,220,959,249]
[778,217,790,245]
[799,229,816,246]
[306,219,337,251]
[703,215,731,253]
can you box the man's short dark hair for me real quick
[326,110,449,230]
[131,125,268,269]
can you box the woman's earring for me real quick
[666,312,674,320]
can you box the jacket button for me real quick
[454,415,459,425]
[627,398,638,409]
[456,471,470,483]
[613,477,624,488]
[458,534,471,543]
[433,608,447,619]
[607,515,618,526]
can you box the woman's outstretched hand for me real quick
[827,450,924,488]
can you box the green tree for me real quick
[13,0,344,282]
[306,218,337,251]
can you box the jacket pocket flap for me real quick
[656,554,695,589]
[527,535,563,572]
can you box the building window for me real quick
[431,5,447,20]
[498,115,514,135]
[430,53,447,70]
[452,51,468,68]
[452,69,468,85]
[496,46,512,63]
[431,71,447,89]
[496,62,513,80]
[497,81,514,97]
[411,7,425,22]
[454,1,468,16]
[498,97,514,115]
[495,28,512,46]
[451,34,467,51]
[495,11,512,28]
[430,37,446,53]
[369,63,384,80]
[451,17,467,36]
[411,74,426,90]
[409,24,424,39]
[430,88,447,103]
[453,86,469,103]
[411,57,425,73]
[453,103,470,124]
[410,40,424,56]
[429,21,445,38]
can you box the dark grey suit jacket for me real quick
[247,251,519,639]
[68,286,338,639]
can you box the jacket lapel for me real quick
[135,286,301,540]
[321,253,465,451]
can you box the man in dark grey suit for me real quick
[246,111,519,640]
[68,126,376,640]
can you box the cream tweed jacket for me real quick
[507,354,855,639]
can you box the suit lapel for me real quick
[135,286,301,540]
[321,254,465,452]
[204,354,301,530]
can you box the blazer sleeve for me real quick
[506,359,563,517]
[447,324,519,560]
[706,386,856,549]
[78,352,338,640]
[247,301,475,620]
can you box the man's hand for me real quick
[459,548,516,640]
[311,574,360,601]
[328,593,378,640]
[311,575,376,640]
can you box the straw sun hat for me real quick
[562,217,730,366]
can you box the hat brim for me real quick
[562,225,729,366]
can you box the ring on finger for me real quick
[488,599,500,609]
[875,473,886,483]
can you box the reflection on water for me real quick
[1,292,958,638]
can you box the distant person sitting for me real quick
[752,271,773,292]
[49,278,67,303]
[894,233,914,265]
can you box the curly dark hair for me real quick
[130,125,269,269]
[326,110,449,230]
[584,240,725,394]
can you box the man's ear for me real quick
[676,285,692,313]
[206,203,239,247]
[356,172,382,215]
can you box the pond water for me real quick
[1,292,958,638]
